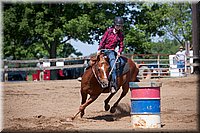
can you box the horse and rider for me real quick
[72,17,139,120]
[78,16,126,93]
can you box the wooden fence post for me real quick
[4,60,8,82]
[157,54,160,77]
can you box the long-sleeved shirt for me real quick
[98,28,124,53]
[176,50,186,61]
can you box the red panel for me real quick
[32,73,39,81]
[37,70,40,75]
[58,70,64,77]
[130,87,160,99]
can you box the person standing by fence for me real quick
[36,60,44,81]
[175,46,186,74]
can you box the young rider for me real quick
[97,16,124,93]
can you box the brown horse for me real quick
[72,51,139,120]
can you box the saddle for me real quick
[86,55,129,77]
[116,56,129,76]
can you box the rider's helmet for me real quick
[114,17,124,26]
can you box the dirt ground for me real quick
[2,75,199,132]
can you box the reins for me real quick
[108,55,119,78]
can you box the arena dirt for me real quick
[2,75,199,132]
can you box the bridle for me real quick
[92,66,103,86]
[92,56,109,88]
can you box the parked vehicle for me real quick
[7,71,28,81]
[58,67,85,79]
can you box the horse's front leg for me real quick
[79,94,99,118]
[80,91,87,118]
[104,93,115,111]
[72,91,87,120]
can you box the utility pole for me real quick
[192,2,200,74]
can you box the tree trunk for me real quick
[192,2,200,74]
[50,41,58,80]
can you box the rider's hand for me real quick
[117,52,121,56]
[97,50,101,55]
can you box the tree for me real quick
[125,3,168,54]
[3,2,192,59]
[160,3,192,46]
[124,2,192,54]
[150,38,179,54]
[3,3,132,59]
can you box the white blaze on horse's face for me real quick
[100,62,108,79]
[97,55,110,88]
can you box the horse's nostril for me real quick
[101,82,108,88]
[100,79,109,88]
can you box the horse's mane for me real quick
[89,55,99,66]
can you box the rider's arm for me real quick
[98,29,109,51]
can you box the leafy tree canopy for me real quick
[3,2,192,59]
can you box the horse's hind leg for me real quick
[110,83,129,113]
[104,93,115,111]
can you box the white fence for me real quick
[1,54,199,81]
[125,53,198,79]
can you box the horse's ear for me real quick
[90,55,98,66]
[90,55,97,61]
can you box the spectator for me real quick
[37,61,44,81]
[175,46,186,74]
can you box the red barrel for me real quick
[130,87,160,99]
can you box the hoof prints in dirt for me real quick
[88,103,131,122]
[5,115,75,132]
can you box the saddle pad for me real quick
[116,56,129,76]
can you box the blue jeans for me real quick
[177,61,185,69]
[101,50,117,88]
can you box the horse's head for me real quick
[92,52,110,88]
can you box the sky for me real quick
[71,39,99,57]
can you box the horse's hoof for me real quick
[104,104,110,111]
[110,107,116,113]
[80,112,84,118]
